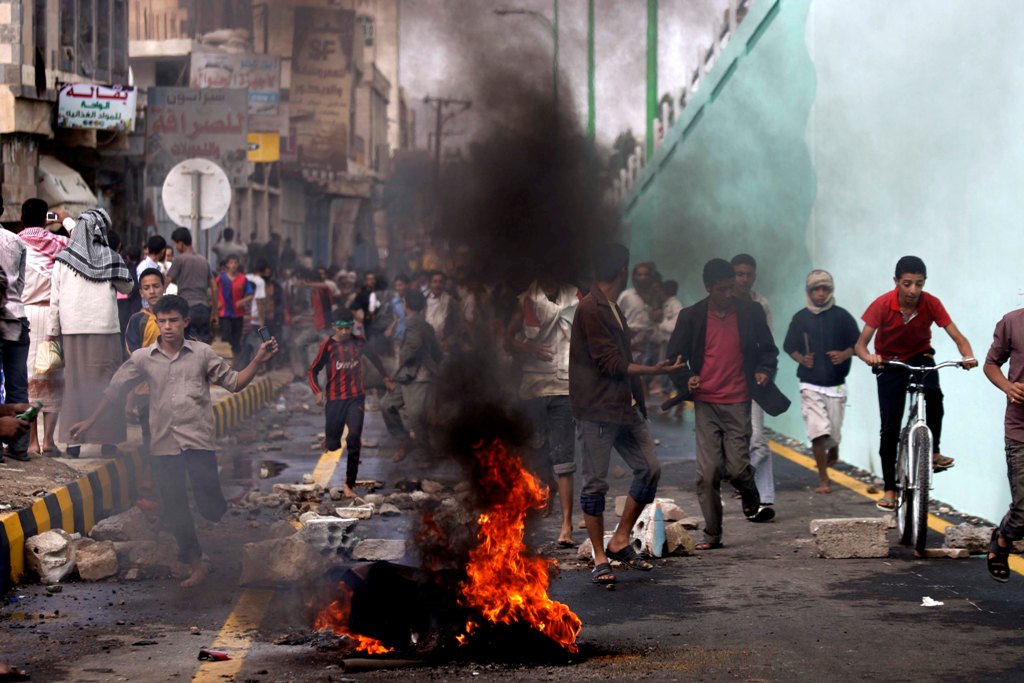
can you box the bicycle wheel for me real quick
[896,431,914,546]
[912,426,933,553]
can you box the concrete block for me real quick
[419,479,444,495]
[297,517,357,560]
[577,534,614,561]
[239,535,326,586]
[630,503,666,557]
[809,518,889,559]
[352,539,406,562]
[678,516,702,530]
[26,529,76,583]
[89,507,154,542]
[942,524,995,554]
[335,505,373,520]
[378,503,401,516]
[664,521,696,556]
[76,540,118,580]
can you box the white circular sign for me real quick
[160,158,232,231]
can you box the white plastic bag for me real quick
[33,339,64,375]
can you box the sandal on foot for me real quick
[695,541,723,550]
[875,497,897,511]
[591,562,616,585]
[932,454,955,472]
[988,529,1011,583]
[605,544,654,571]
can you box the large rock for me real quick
[577,534,614,562]
[943,524,995,554]
[352,539,407,562]
[810,518,889,559]
[77,540,118,580]
[90,507,153,542]
[26,529,76,583]
[664,521,696,556]
[335,505,374,520]
[239,535,326,586]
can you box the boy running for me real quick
[70,295,277,587]
[854,256,976,511]
[308,308,389,498]
[782,270,859,493]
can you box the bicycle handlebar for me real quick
[880,359,971,372]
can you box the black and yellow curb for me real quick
[1,375,285,593]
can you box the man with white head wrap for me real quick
[782,270,860,493]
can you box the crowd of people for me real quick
[2,196,1024,589]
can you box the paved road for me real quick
[2,385,1023,682]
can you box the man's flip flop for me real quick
[932,454,955,472]
[557,540,577,548]
[591,562,616,585]
[695,542,723,550]
[605,544,654,571]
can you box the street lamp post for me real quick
[495,1,560,110]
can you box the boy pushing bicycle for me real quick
[854,256,977,511]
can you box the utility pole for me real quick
[423,95,471,182]
[646,0,658,159]
[587,0,595,146]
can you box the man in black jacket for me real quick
[667,259,789,549]
[569,244,684,585]
[782,270,860,494]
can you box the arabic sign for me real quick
[57,84,137,131]
[146,88,250,188]
[189,53,281,115]
[290,6,356,173]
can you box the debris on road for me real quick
[76,540,118,580]
[351,539,406,561]
[89,507,154,542]
[809,518,889,559]
[45,584,62,594]
[916,547,970,559]
[943,523,995,555]
[239,535,326,586]
[920,597,944,607]
[189,626,201,635]
[197,648,231,661]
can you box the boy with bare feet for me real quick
[71,295,277,587]
[782,270,859,493]
[308,308,389,498]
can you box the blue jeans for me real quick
[2,319,30,456]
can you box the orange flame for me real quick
[459,439,582,652]
[314,582,394,655]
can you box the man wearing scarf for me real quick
[782,270,860,493]
[46,209,134,458]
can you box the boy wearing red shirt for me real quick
[854,256,977,511]
[308,308,389,498]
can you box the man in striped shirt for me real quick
[308,307,389,497]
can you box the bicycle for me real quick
[881,359,967,553]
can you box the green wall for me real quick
[624,0,1018,523]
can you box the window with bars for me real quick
[58,0,128,82]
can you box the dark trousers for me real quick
[998,438,1024,541]
[876,352,943,491]
[523,396,577,488]
[326,397,365,487]
[1,319,30,456]
[220,316,244,356]
[694,401,759,544]
[154,450,227,563]
[188,303,212,343]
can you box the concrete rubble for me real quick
[297,516,358,559]
[26,528,77,583]
[664,521,696,556]
[89,507,153,542]
[810,518,889,559]
[630,502,667,557]
[76,540,119,581]
[239,535,327,586]
[352,539,407,562]
[335,505,374,520]
[941,523,1008,554]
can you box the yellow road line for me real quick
[191,589,275,683]
[769,439,1023,574]
[191,431,346,682]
